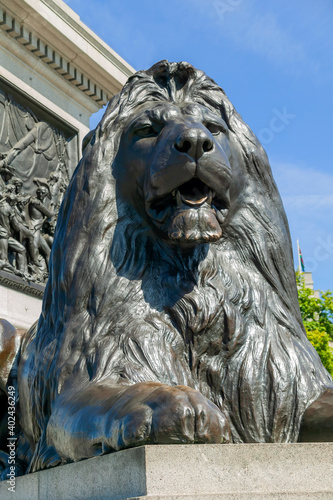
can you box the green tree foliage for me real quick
[296,272,333,376]
[306,329,333,376]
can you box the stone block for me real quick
[0,443,333,499]
[15,25,31,45]
[0,10,12,31]
[0,279,42,329]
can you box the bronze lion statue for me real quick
[1,61,332,477]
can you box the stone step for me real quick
[0,443,333,499]
[127,496,333,499]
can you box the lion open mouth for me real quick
[175,178,212,207]
[146,177,229,245]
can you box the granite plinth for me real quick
[0,272,43,329]
[0,443,333,500]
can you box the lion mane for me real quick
[15,61,331,473]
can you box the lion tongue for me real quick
[176,190,212,207]
[181,194,208,206]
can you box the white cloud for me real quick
[272,162,333,201]
[201,0,333,80]
[230,12,305,67]
[271,161,333,289]
[282,194,333,210]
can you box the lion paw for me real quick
[104,382,231,451]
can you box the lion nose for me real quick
[174,128,214,159]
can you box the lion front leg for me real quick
[46,381,231,463]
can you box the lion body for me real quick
[4,61,331,475]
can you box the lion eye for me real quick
[205,123,223,136]
[135,125,157,138]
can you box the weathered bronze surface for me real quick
[0,61,332,478]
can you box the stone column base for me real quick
[1,443,333,499]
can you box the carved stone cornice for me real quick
[0,0,134,107]
[0,270,45,298]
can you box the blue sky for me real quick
[65,0,333,291]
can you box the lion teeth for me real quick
[176,190,182,206]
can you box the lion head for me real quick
[114,99,233,245]
[15,61,331,473]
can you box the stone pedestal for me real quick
[0,272,43,329]
[0,0,134,327]
[0,0,134,137]
[1,443,333,499]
